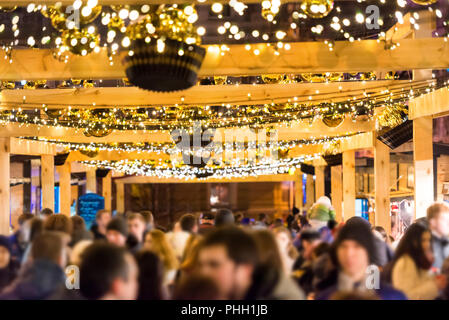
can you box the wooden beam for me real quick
[0,80,415,108]
[331,165,343,222]
[315,165,325,200]
[374,139,391,234]
[10,137,57,155]
[41,154,55,211]
[305,174,314,210]
[413,116,434,219]
[57,161,71,216]
[409,87,449,120]
[103,171,112,211]
[343,150,355,221]
[294,171,303,211]
[116,182,125,213]
[1,38,449,80]
[86,166,97,194]
[0,138,10,235]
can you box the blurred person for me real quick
[44,214,73,236]
[178,234,203,284]
[174,273,222,300]
[106,218,128,247]
[426,202,449,270]
[135,250,167,300]
[127,213,147,253]
[307,196,336,230]
[144,229,179,286]
[439,256,449,299]
[8,213,34,263]
[391,223,446,300]
[198,212,215,235]
[39,208,53,221]
[316,217,407,300]
[0,232,67,300]
[80,242,138,300]
[21,217,45,265]
[167,220,190,261]
[0,236,20,291]
[215,208,235,227]
[69,240,92,267]
[234,212,243,225]
[90,209,111,240]
[253,213,268,229]
[271,218,284,229]
[70,215,93,247]
[140,210,154,231]
[294,229,322,270]
[250,229,305,300]
[273,227,299,275]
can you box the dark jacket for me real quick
[431,233,449,271]
[0,259,66,300]
[0,260,20,292]
[315,269,407,300]
[90,225,106,241]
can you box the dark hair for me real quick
[29,217,44,242]
[18,213,34,226]
[373,226,387,241]
[258,213,267,222]
[200,227,259,266]
[80,242,131,300]
[140,210,154,226]
[180,214,197,232]
[96,209,111,221]
[40,208,53,216]
[214,209,235,227]
[251,229,283,272]
[31,232,64,264]
[174,273,221,300]
[44,214,73,235]
[71,215,86,232]
[300,229,321,243]
[312,242,331,258]
[393,223,433,270]
[297,215,310,228]
[327,219,338,230]
[135,250,165,300]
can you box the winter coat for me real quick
[431,233,449,271]
[0,259,66,300]
[0,260,20,292]
[392,254,439,300]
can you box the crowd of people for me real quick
[1,196,449,300]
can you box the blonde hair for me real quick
[273,226,299,260]
[427,202,449,221]
[147,229,179,271]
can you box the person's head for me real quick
[31,232,67,268]
[311,242,331,261]
[29,217,44,242]
[18,213,34,227]
[0,236,12,269]
[70,240,93,266]
[333,217,375,279]
[394,222,433,270]
[200,212,215,225]
[96,209,112,229]
[372,226,388,242]
[197,227,259,299]
[427,202,449,238]
[251,229,283,272]
[327,219,338,231]
[297,215,310,229]
[106,218,129,247]
[127,213,146,243]
[174,273,222,300]
[140,210,154,230]
[80,242,138,300]
[273,226,297,258]
[180,213,198,233]
[214,208,235,227]
[135,250,165,300]
[300,229,322,260]
[39,208,53,220]
[71,215,86,233]
[258,213,267,223]
[144,229,179,271]
[44,214,73,236]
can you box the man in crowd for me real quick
[91,209,111,240]
[214,208,235,227]
[168,213,197,260]
[140,210,154,231]
[427,202,449,271]
[198,212,215,235]
[106,218,128,247]
[127,213,147,253]
[39,208,53,221]
[9,213,34,263]
[0,232,67,300]
[80,242,138,300]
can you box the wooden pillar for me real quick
[375,140,391,234]
[86,167,97,194]
[343,150,356,221]
[315,166,325,201]
[0,138,10,235]
[102,171,112,211]
[41,154,55,212]
[57,162,71,216]
[305,174,315,209]
[294,171,303,211]
[414,116,434,219]
[116,182,125,214]
[331,165,343,222]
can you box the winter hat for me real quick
[308,196,336,222]
[106,218,129,237]
[333,217,376,264]
[0,235,11,253]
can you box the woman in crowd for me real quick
[135,250,167,300]
[391,222,447,300]
[273,226,298,275]
[0,236,19,292]
[144,229,179,286]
